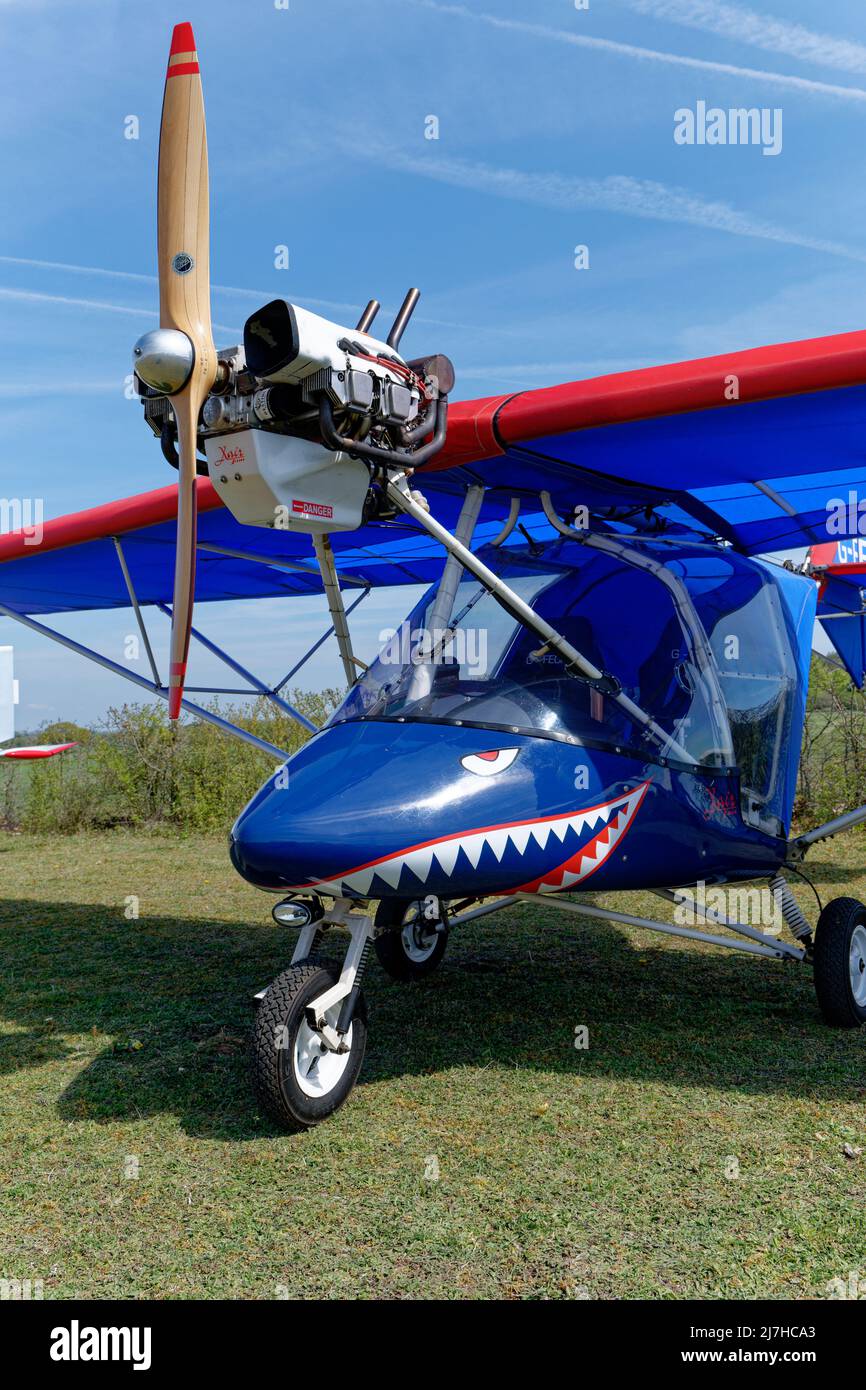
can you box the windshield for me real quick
[329,543,734,771]
[665,550,803,832]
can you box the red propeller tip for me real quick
[168,662,187,720]
[170,21,196,54]
[167,21,198,75]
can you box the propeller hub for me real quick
[133,328,194,395]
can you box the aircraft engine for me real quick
[134,290,454,535]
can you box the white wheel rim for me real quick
[401,905,440,963]
[850,924,866,1007]
[292,1003,354,1099]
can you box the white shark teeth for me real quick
[402,846,434,883]
[433,839,461,876]
[508,824,533,855]
[460,834,486,869]
[374,856,404,889]
[513,786,647,896]
[305,784,647,896]
[347,866,376,895]
[484,828,511,861]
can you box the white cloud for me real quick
[0,380,125,398]
[405,0,866,101]
[0,256,489,336]
[0,285,241,338]
[621,0,866,76]
[354,142,866,263]
[0,256,151,285]
[673,265,866,354]
[0,285,158,317]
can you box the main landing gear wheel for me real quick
[813,897,866,1028]
[251,962,367,1131]
[374,898,449,981]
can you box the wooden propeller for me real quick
[157,21,216,718]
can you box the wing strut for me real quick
[312,533,365,687]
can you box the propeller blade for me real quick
[157,21,216,719]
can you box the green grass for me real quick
[1,829,865,1300]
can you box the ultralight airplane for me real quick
[2,23,866,1129]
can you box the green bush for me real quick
[794,657,866,830]
[7,691,340,835]
[4,663,864,837]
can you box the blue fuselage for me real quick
[229,720,786,901]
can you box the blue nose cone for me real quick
[228,720,653,900]
[230,721,552,895]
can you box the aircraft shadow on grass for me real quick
[0,891,863,1140]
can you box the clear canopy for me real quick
[329,537,803,824]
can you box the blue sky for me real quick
[1,0,864,728]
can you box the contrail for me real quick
[0,256,359,313]
[0,286,241,337]
[359,144,866,263]
[406,0,866,101]
[621,0,866,77]
[0,286,158,316]
[0,256,487,333]
[0,256,153,285]
[0,380,126,398]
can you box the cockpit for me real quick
[329,536,815,837]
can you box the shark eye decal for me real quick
[461,748,519,778]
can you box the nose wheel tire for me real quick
[813,897,866,1028]
[251,962,367,1131]
[374,898,449,981]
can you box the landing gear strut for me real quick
[251,900,373,1131]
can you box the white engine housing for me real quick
[243,300,409,392]
[204,429,369,533]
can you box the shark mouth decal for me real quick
[511,780,649,894]
[289,781,650,898]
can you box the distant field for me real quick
[1,829,865,1300]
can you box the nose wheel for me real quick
[813,897,866,1027]
[374,897,450,980]
[251,960,368,1131]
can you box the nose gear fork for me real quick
[295,899,376,1054]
